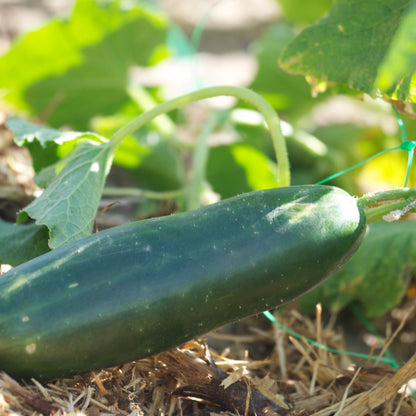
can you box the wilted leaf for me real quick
[300,221,416,317]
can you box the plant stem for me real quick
[111,86,290,186]
[102,187,185,200]
[357,188,416,223]
[364,200,414,224]
[357,188,416,209]
[187,113,219,210]
[126,85,176,137]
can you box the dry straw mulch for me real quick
[1,305,416,416]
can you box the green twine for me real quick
[263,310,399,368]
[318,106,416,187]
[316,146,402,185]
[349,301,399,368]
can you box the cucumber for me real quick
[0,185,366,379]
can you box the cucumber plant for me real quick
[1,0,416,383]
[2,83,416,379]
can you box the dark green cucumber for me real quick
[0,185,366,379]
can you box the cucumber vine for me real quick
[110,86,290,190]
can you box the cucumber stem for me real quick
[364,200,415,224]
[357,188,416,209]
[357,188,416,224]
[110,86,290,187]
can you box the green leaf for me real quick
[6,116,88,146]
[300,221,416,317]
[279,0,416,101]
[230,144,279,190]
[375,1,416,100]
[207,145,251,198]
[17,140,114,249]
[127,140,185,191]
[0,0,168,129]
[276,0,333,25]
[0,219,50,266]
[250,24,322,118]
[207,144,278,199]
[6,116,105,172]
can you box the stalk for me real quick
[111,86,290,187]
[357,188,416,223]
[187,113,219,210]
[102,187,185,200]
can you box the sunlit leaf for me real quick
[231,144,279,190]
[207,144,278,198]
[0,0,168,129]
[279,0,416,102]
[376,1,416,101]
[357,150,416,191]
[6,116,87,146]
[276,0,333,25]
[250,24,322,118]
[17,140,114,249]
[6,115,105,172]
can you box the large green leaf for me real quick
[300,221,416,317]
[250,24,322,119]
[376,1,416,99]
[0,0,168,130]
[279,0,416,102]
[276,0,333,25]
[17,140,114,249]
[6,116,105,173]
[6,116,87,147]
[0,219,49,266]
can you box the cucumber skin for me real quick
[0,185,366,379]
